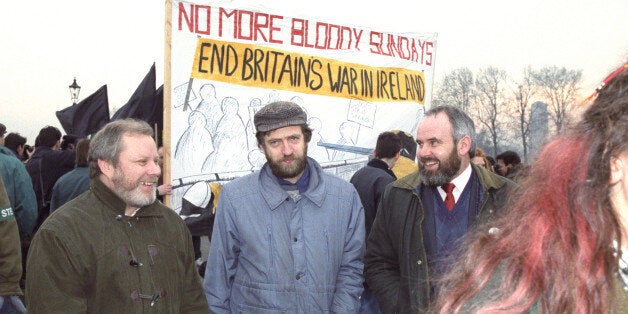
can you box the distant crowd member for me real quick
[364,105,515,313]
[25,126,75,230]
[485,155,496,172]
[495,150,523,180]
[0,123,6,145]
[204,101,365,313]
[471,147,494,172]
[26,119,207,312]
[20,145,34,164]
[432,62,628,313]
[350,131,402,313]
[390,130,419,179]
[60,134,79,151]
[49,138,90,213]
[351,131,401,239]
[0,173,27,313]
[4,132,27,160]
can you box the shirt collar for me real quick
[440,162,472,198]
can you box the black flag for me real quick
[111,63,157,122]
[151,85,164,145]
[56,85,110,138]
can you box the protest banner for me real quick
[165,0,437,211]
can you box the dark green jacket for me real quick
[364,164,513,313]
[26,178,208,313]
[0,173,22,297]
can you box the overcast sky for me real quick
[1,0,626,143]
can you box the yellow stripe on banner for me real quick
[191,38,425,104]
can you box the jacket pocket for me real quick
[267,225,275,277]
[236,303,292,313]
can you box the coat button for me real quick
[417,260,422,265]
[296,274,301,280]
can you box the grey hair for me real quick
[424,105,476,158]
[88,119,154,178]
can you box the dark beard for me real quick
[266,146,308,180]
[419,146,461,186]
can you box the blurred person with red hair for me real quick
[471,147,493,173]
[432,62,628,313]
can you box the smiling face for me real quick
[99,134,161,213]
[260,125,308,183]
[416,112,469,186]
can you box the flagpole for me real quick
[154,123,158,145]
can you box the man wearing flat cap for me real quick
[204,101,365,313]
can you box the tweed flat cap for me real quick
[254,101,307,132]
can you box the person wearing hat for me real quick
[204,101,365,313]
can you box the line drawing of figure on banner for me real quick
[195,83,221,134]
[290,95,304,107]
[175,109,214,175]
[202,97,248,173]
[174,81,197,110]
[332,121,360,161]
[266,90,281,104]
[307,117,330,163]
[245,98,264,150]
[247,149,266,170]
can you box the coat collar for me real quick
[367,158,396,178]
[259,157,326,210]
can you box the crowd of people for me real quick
[0,61,626,313]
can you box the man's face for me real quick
[107,134,161,208]
[495,159,508,176]
[416,113,463,186]
[260,125,308,183]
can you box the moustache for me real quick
[420,157,440,164]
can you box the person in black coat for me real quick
[25,126,75,230]
[350,131,402,314]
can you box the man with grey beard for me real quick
[364,105,514,313]
[204,101,365,313]
[25,119,207,312]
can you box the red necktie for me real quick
[441,183,456,211]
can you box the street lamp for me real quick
[69,77,81,105]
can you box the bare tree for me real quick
[472,67,509,156]
[512,67,535,162]
[433,67,474,112]
[530,66,582,133]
